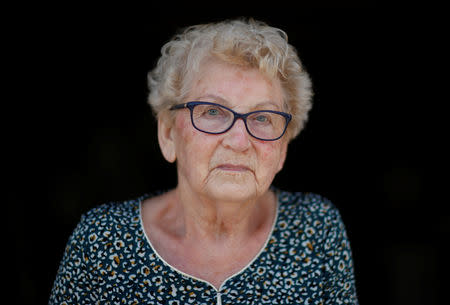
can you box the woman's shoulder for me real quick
[74,194,153,236]
[63,194,153,253]
[276,189,344,226]
[83,197,142,223]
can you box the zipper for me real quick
[216,292,222,305]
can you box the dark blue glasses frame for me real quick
[170,101,292,141]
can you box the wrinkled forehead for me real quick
[182,57,286,111]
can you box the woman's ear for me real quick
[157,113,176,163]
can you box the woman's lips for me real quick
[216,164,251,172]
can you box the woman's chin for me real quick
[204,180,259,203]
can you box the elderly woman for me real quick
[49,19,358,304]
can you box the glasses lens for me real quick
[192,103,234,133]
[247,111,287,140]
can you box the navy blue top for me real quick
[49,190,358,304]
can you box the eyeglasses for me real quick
[170,101,292,141]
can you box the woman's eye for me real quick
[255,115,269,123]
[207,108,220,116]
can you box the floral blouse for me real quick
[49,190,358,304]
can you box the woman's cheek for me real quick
[258,142,279,162]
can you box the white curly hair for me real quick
[147,18,313,141]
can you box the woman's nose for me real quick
[221,119,251,151]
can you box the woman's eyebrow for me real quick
[195,95,281,111]
[252,101,281,110]
[195,94,229,105]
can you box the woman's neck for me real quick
[141,187,278,290]
[169,184,276,244]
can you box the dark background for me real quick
[6,2,447,304]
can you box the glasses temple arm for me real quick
[169,103,188,111]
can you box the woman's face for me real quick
[168,59,288,202]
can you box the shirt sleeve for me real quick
[322,207,359,304]
[48,215,96,305]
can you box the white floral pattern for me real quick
[49,190,358,304]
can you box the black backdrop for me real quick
[6,2,447,305]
